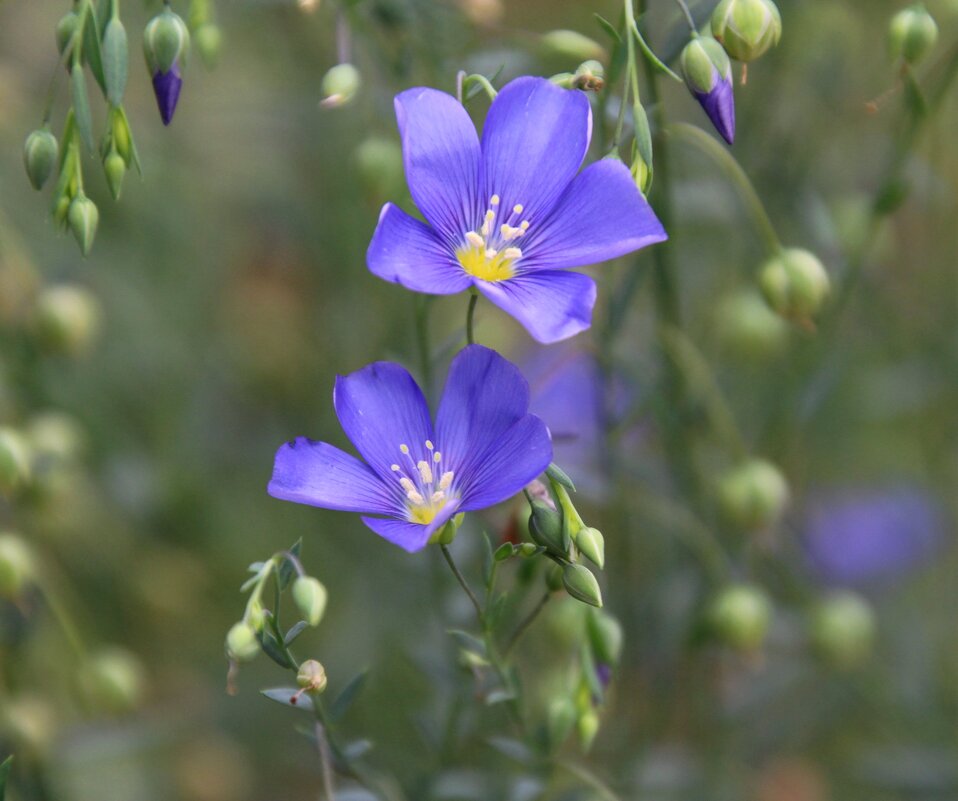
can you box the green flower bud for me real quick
[577,707,600,751]
[587,609,623,666]
[226,621,260,661]
[518,542,538,557]
[711,0,782,62]
[292,576,328,626]
[23,128,59,191]
[320,63,361,108]
[493,542,516,561]
[575,526,605,569]
[194,24,222,69]
[539,29,606,63]
[546,696,577,748]
[717,458,789,531]
[0,429,32,495]
[562,563,603,608]
[354,136,405,200]
[56,11,79,55]
[545,562,565,592]
[144,9,191,74]
[33,285,101,356]
[681,36,731,95]
[68,193,99,257]
[710,583,772,651]
[759,248,830,323]
[715,289,790,361]
[810,592,876,670]
[573,59,605,91]
[53,194,72,228]
[81,648,145,713]
[297,659,328,693]
[0,533,34,598]
[104,150,126,201]
[110,107,134,166]
[529,499,567,554]
[889,4,938,64]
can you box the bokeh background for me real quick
[0,0,956,799]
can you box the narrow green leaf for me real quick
[594,13,622,43]
[261,687,314,711]
[102,18,128,105]
[0,755,12,801]
[447,629,486,657]
[71,67,95,153]
[546,462,576,493]
[278,539,303,591]
[481,531,494,586]
[330,670,368,722]
[117,105,142,175]
[284,620,308,645]
[81,2,107,94]
[255,629,295,669]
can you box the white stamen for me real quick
[503,247,522,260]
[400,444,409,454]
[431,491,445,503]
[520,220,530,231]
[399,477,417,495]
[439,471,454,491]
[433,451,442,463]
[391,464,400,471]
[425,440,434,450]
[485,248,498,258]
[466,231,484,248]
[417,460,434,483]
[490,194,500,205]
[513,204,524,214]
[406,490,425,505]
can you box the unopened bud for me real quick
[321,63,361,108]
[631,102,654,194]
[292,576,328,626]
[545,562,564,592]
[23,128,59,190]
[81,648,145,713]
[0,533,33,597]
[297,659,328,693]
[810,592,876,670]
[144,9,190,75]
[104,150,126,201]
[573,59,605,91]
[710,583,772,651]
[68,193,99,257]
[759,248,830,324]
[529,499,567,554]
[889,4,938,65]
[715,290,790,361]
[717,458,789,531]
[577,707,600,751]
[226,621,259,661]
[493,542,515,561]
[518,542,538,557]
[110,107,133,165]
[56,11,79,55]
[0,429,32,495]
[562,563,603,607]
[575,526,605,569]
[587,609,623,666]
[194,24,222,69]
[711,0,782,62]
[681,37,735,144]
[539,29,606,63]
[33,285,101,356]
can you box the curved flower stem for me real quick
[671,0,697,33]
[440,544,482,620]
[503,591,550,657]
[465,290,479,346]
[668,122,782,256]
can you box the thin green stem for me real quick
[465,291,479,346]
[440,544,483,622]
[672,0,697,33]
[37,584,87,660]
[503,592,551,656]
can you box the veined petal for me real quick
[458,414,552,511]
[521,159,667,270]
[480,77,591,225]
[334,361,435,481]
[435,345,531,476]
[362,499,461,553]
[268,437,398,515]
[477,270,596,344]
[367,203,472,295]
[395,87,481,244]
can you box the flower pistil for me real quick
[456,194,530,282]
[391,440,456,524]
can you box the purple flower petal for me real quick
[395,87,481,243]
[268,437,399,515]
[521,159,667,270]
[458,414,552,511]
[477,270,597,344]
[152,65,183,126]
[362,499,461,553]
[435,345,531,477]
[480,77,591,227]
[334,362,435,481]
[695,75,736,145]
[367,203,472,295]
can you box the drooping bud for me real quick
[194,24,222,69]
[493,542,516,561]
[539,30,606,63]
[80,648,145,713]
[528,499,567,554]
[104,149,126,200]
[587,609,623,666]
[714,289,790,361]
[810,592,876,670]
[297,659,328,693]
[889,4,938,65]
[710,583,772,651]
[320,63,361,108]
[545,563,565,592]
[562,563,603,608]
[759,248,830,324]
[292,576,328,626]
[0,533,34,598]
[55,11,79,56]
[631,102,654,194]
[573,60,605,91]
[23,128,59,190]
[152,64,184,126]
[0,429,32,495]
[575,526,605,569]
[681,36,735,144]
[711,0,782,62]
[225,621,260,661]
[67,193,99,257]
[110,106,134,165]
[143,9,190,75]
[32,285,101,357]
[717,458,789,531]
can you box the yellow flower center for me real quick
[456,194,531,283]
[391,440,456,526]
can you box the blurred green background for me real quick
[0,0,956,799]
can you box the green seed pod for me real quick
[577,707,600,751]
[546,696,577,749]
[111,107,134,166]
[575,526,605,569]
[104,150,126,201]
[56,11,79,55]
[144,9,190,74]
[715,289,790,361]
[225,621,260,661]
[194,24,222,69]
[710,583,772,651]
[23,128,59,190]
[759,248,830,323]
[297,659,328,693]
[0,533,34,598]
[711,0,782,62]
[0,429,32,496]
[292,576,328,626]
[33,284,102,357]
[320,63,361,108]
[539,29,606,63]
[68,193,99,257]
[810,592,876,670]
[528,499,567,554]
[354,136,405,200]
[587,609,623,666]
[717,458,789,531]
[889,4,938,65]
[562,563,603,608]
[80,648,145,713]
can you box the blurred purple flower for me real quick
[152,65,183,126]
[268,345,552,553]
[367,77,667,344]
[802,487,947,586]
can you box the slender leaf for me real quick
[278,539,302,590]
[594,13,622,43]
[261,687,314,711]
[546,463,576,493]
[102,18,128,105]
[71,67,95,153]
[255,628,295,669]
[447,629,486,657]
[81,1,107,94]
[0,755,12,801]
[330,670,368,722]
[284,620,308,645]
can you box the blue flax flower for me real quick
[367,77,667,344]
[268,345,553,553]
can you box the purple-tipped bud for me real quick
[681,37,736,145]
[695,77,735,145]
[152,65,183,126]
